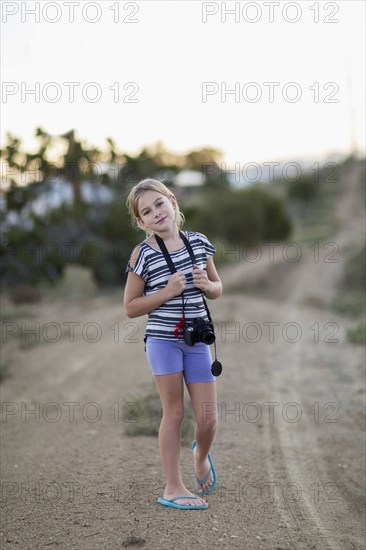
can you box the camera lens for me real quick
[200,330,215,345]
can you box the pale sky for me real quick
[1,1,365,166]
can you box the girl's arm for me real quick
[124,272,174,318]
[123,246,186,318]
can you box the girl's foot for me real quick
[163,486,207,508]
[193,446,214,493]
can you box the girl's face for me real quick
[137,190,176,232]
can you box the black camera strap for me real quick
[154,231,213,323]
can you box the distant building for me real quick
[174,170,206,187]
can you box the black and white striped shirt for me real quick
[125,231,216,341]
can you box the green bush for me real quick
[347,322,366,345]
[184,187,292,245]
[286,175,319,202]
[1,202,134,289]
[340,243,366,291]
[331,291,365,318]
[331,242,366,319]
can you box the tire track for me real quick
[262,160,365,549]
[264,322,361,550]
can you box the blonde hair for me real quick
[126,178,185,238]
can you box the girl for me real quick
[123,179,222,510]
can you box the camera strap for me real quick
[154,231,213,324]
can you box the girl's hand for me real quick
[166,271,187,298]
[192,263,211,293]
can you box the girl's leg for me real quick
[154,372,207,507]
[186,381,218,493]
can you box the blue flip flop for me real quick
[191,440,217,495]
[156,495,208,510]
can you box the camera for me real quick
[182,317,216,346]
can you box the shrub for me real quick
[347,322,366,345]
[331,242,366,319]
[186,187,292,245]
[8,284,42,304]
[286,175,319,202]
[340,243,366,291]
[56,265,97,301]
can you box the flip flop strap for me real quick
[192,443,213,485]
[171,496,199,502]
[196,466,212,485]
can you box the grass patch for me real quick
[291,222,341,246]
[347,322,366,345]
[331,291,365,318]
[331,241,365,319]
[122,387,195,446]
[288,174,340,245]
[0,307,37,322]
[340,242,366,290]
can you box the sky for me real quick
[1,0,365,167]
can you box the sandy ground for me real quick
[1,162,365,549]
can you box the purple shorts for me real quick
[145,337,217,384]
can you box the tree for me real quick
[1,128,115,215]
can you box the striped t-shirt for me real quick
[125,231,216,341]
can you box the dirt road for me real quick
[1,162,365,549]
